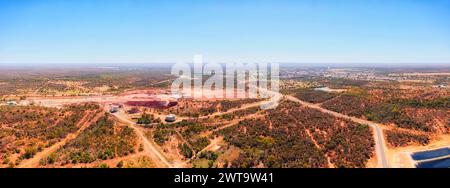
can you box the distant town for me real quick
[0,64,448,168]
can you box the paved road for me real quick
[255,86,389,167]
[285,95,389,168]
[374,124,389,168]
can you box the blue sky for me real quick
[0,0,449,64]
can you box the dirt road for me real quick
[196,137,223,155]
[111,111,173,168]
[18,110,103,168]
[197,100,271,119]
[285,95,389,168]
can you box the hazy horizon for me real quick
[0,62,449,69]
[1,0,449,64]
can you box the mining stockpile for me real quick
[125,100,177,108]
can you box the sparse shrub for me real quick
[179,144,193,158]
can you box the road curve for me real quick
[285,95,389,168]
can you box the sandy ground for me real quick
[286,95,389,168]
[15,86,439,168]
[112,111,174,168]
[22,89,176,108]
[18,110,103,168]
[13,89,276,168]
[387,134,450,168]
[160,135,189,168]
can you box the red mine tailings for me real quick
[125,100,178,108]
[167,101,178,107]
